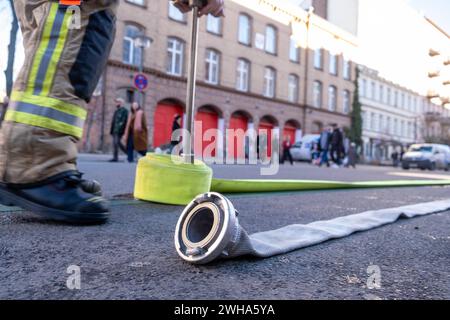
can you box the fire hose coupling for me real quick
[175,192,242,264]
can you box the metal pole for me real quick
[183,1,201,164]
[139,49,144,107]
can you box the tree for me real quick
[349,67,363,151]
[4,0,18,97]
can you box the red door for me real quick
[258,122,274,157]
[153,103,183,148]
[228,115,248,160]
[283,125,297,145]
[195,110,218,158]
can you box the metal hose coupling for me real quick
[174,192,255,264]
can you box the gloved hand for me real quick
[172,0,224,17]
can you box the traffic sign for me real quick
[134,73,149,92]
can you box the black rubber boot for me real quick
[0,171,109,224]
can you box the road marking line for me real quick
[388,172,450,180]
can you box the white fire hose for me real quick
[175,192,450,264]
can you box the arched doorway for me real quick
[228,111,252,160]
[283,120,302,144]
[153,98,184,148]
[258,115,279,157]
[195,105,222,158]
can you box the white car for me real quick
[402,144,450,171]
[289,134,320,162]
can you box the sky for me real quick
[0,0,449,98]
[287,0,450,33]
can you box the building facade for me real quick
[80,0,357,158]
[359,65,424,163]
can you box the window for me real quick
[314,48,323,69]
[236,59,250,92]
[361,79,367,97]
[400,120,405,136]
[370,113,376,131]
[407,95,411,110]
[206,14,222,35]
[379,114,384,132]
[400,93,405,108]
[371,82,376,99]
[343,59,351,80]
[393,119,398,135]
[265,25,277,54]
[288,74,299,103]
[379,85,384,102]
[289,37,300,63]
[386,117,391,134]
[166,37,184,76]
[205,49,220,85]
[361,111,366,129]
[263,67,276,98]
[329,53,338,75]
[238,14,251,45]
[328,85,337,111]
[123,25,143,66]
[168,1,186,22]
[313,81,323,108]
[394,91,398,107]
[387,88,392,105]
[343,90,351,114]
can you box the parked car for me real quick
[402,144,450,171]
[290,134,320,162]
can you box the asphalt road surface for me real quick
[0,154,449,300]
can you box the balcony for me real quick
[428,70,440,78]
[429,48,440,57]
[427,90,439,99]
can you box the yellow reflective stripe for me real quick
[5,110,83,138]
[11,91,86,120]
[27,3,59,93]
[41,9,72,96]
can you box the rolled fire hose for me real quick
[175,192,450,264]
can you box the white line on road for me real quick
[388,172,450,180]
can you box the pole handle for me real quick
[174,0,208,9]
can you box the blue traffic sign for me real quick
[134,73,148,91]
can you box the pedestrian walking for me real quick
[123,102,148,163]
[311,142,321,166]
[345,142,357,169]
[281,136,294,165]
[391,150,400,167]
[318,126,331,167]
[0,0,224,224]
[170,114,182,154]
[109,98,128,162]
[330,124,344,167]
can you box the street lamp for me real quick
[133,34,153,106]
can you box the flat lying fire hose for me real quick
[174,193,450,264]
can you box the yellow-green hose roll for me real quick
[134,153,212,205]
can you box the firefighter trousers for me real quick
[0,0,118,184]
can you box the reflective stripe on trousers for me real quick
[9,2,84,138]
